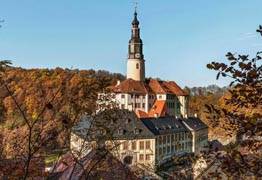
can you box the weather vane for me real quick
[134,1,138,12]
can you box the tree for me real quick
[202,25,262,178]
[0,60,127,178]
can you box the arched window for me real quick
[130,45,135,53]
[136,63,139,69]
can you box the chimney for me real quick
[116,80,121,86]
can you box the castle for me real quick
[70,9,208,171]
[108,10,188,118]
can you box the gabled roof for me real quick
[111,78,188,96]
[148,100,167,117]
[147,79,166,94]
[135,109,149,118]
[112,79,150,94]
[182,117,208,131]
[72,109,155,140]
[162,81,188,96]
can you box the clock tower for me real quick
[126,10,145,81]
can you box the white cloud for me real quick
[237,32,257,41]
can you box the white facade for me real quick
[113,139,156,169]
[127,58,145,81]
[182,123,208,154]
[115,93,148,112]
[112,92,188,117]
[155,132,192,165]
[70,132,193,169]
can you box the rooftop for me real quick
[182,117,208,131]
[72,110,208,141]
[111,78,188,96]
[141,117,189,135]
[72,109,155,140]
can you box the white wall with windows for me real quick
[155,131,192,165]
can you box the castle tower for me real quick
[126,10,145,81]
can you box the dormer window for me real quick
[118,128,125,135]
[126,118,132,124]
[99,129,106,135]
[134,128,141,134]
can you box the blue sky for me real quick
[0,0,261,87]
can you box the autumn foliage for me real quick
[0,67,124,158]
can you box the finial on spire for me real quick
[134,1,138,13]
[132,1,139,26]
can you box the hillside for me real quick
[0,67,125,157]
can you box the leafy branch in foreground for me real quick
[201,26,262,178]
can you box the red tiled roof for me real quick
[148,100,167,117]
[148,79,166,94]
[135,101,167,118]
[112,78,188,96]
[135,110,149,118]
[162,81,188,96]
[112,79,149,94]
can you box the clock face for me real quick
[135,53,141,58]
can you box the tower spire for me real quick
[126,4,145,82]
[132,3,139,27]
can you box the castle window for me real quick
[136,63,139,69]
[135,103,141,108]
[139,154,144,161]
[123,141,128,150]
[163,136,166,144]
[167,146,170,153]
[118,129,125,135]
[126,118,131,124]
[146,154,150,161]
[159,136,162,145]
[132,141,136,150]
[130,45,135,53]
[134,128,141,135]
[146,141,150,149]
[167,136,171,144]
[139,141,144,150]
[121,94,125,98]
